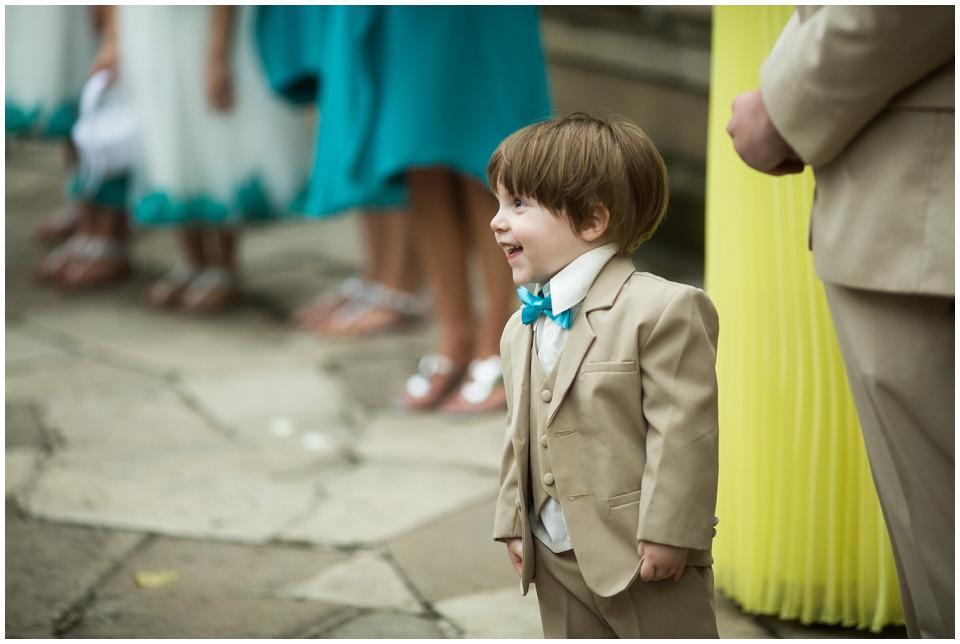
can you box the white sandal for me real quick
[441,356,507,416]
[179,267,239,313]
[396,353,468,411]
[34,234,92,282]
[144,265,202,308]
[60,237,131,288]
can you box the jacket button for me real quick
[539,435,548,447]
[543,473,555,486]
[541,389,552,403]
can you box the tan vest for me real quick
[528,337,560,519]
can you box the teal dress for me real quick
[257,6,552,217]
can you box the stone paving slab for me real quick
[6,358,169,407]
[180,366,348,440]
[388,496,517,603]
[337,353,434,410]
[716,592,770,638]
[23,302,339,375]
[5,499,146,638]
[97,536,348,597]
[43,389,226,453]
[6,447,42,497]
[356,411,507,471]
[320,611,450,639]
[68,595,345,638]
[22,445,330,543]
[280,550,422,612]
[435,586,545,639]
[6,401,49,449]
[5,328,74,370]
[280,462,497,546]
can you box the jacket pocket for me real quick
[609,489,642,508]
[583,360,638,374]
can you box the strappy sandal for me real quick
[34,205,80,244]
[34,234,92,283]
[441,356,508,416]
[293,275,367,329]
[59,237,132,289]
[318,279,428,338]
[178,267,239,314]
[394,353,468,412]
[144,265,202,309]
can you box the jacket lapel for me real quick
[546,255,637,426]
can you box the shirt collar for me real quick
[528,243,618,315]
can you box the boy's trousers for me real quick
[533,538,719,638]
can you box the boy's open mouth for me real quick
[503,244,523,259]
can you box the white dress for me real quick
[116,6,313,226]
[5,5,99,137]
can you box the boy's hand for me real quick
[505,538,523,577]
[638,540,688,582]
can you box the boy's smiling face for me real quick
[491,184,607,287]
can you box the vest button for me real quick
[541,389,552,403]
[539,435,548,447]
[543,473,555,486]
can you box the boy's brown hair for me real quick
[487,113,669,254]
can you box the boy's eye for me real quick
[513,198,525,208]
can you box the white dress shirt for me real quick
[527,243,618,553]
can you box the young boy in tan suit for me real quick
[489,113,720,638]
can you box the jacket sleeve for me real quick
[493,319,522,541]
[636,287,720,551]
[760,6,955,168]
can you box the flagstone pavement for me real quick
[6,139,906,638]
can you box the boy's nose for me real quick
[490,209,506,232]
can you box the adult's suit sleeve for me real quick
[760,6,955,168]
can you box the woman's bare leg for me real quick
[395,167,475,409]
[406,167,474,364]
[461,175,514,360]
[440,176,512,414]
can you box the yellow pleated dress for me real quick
[703,6,903,632]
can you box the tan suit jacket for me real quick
[493,256,720,598]
[760,6,954,296]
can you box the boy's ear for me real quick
[580,204,611,242]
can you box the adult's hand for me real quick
[727,89,804,176]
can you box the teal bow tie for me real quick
[518,286,573,329]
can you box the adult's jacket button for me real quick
[541,390,552,403]
[539,435,548,447]
[543,473,555,486]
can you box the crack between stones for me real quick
[51,532,155,637]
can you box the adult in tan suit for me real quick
[489,114,720,637]
[727,6,954,638]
